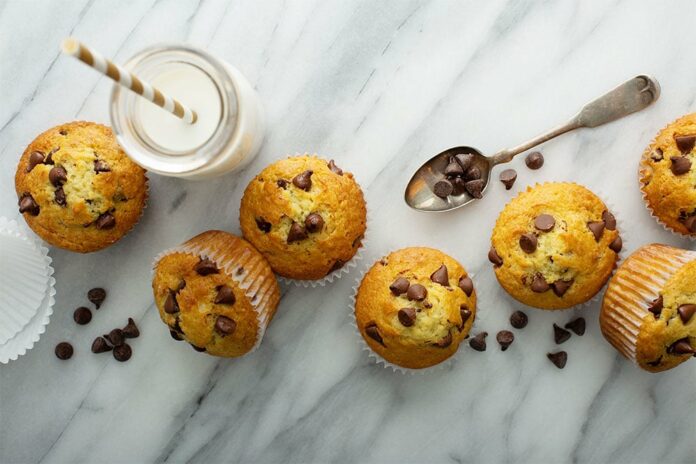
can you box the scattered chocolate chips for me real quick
[255,217,271,233]
[496,330,514,351]
[55,342,73,360]
[365,323,384,345]
[458,276,474,296]
[547,351,567,369]
[444,161,464,177]
[55,187,66,207]
[534,214,555,232]
[670,155,692,175]
[519,233,538,253]
[398,307,417,327]
[164,291,179,314]
[602,210,617,231]
[214,285,236,305]
[454,153,474,171]
[27,151,45,172]
[287,221,308,243]
[304,213,324,233]
[91,336,112,353]
[389,277,410,296]
[553,323,571,344]
[95,212,116,230]
[430,264,449,286]
[465,179,485,199]
[328,160,343,175]
[195,258,219,276]
[215,316,237,336]
[488,247,503,267]
[88,288,106,309]
[587,221,605,241]
[106,329,125,347]
[49,166,67,187]
[525,151,544,170]
[292,170,313,191]
[459,307,472,329]
[406,284,427,301]
[668,338,695,355]
[18,193,39,216]
[648,295,663,317]
[531,274,550,293]
[73,307,92,325]
[609,236,623,253]
[499,169,517,190]
[564,317,586,336]
[122,318,140,338]
[677,304,696,324]
[469,332,487,351]
[435,332,453,348]
[433,179,454,198]
[510,310,528,329]
[551,279,573,297]
[675,134,696,154]
[113,344,132,362]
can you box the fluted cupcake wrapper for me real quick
[152,231,280,354]
[600,244,696,366]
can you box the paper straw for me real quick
[61,37,198,124]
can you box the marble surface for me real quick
[1,1,695,463]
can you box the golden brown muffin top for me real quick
[15,121,148,253]
[490,182,620,310]
[355,247,476,369]
[240,155,367,280]
[640,113,696,236]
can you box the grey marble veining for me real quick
[1,1,695,463]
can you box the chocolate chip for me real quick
[122,318,140,338]
[255,217,271,233]
[587,221,605,241]
[551,279,573,297]
[458,276,474,296]
[214,315,236,336]
[106,329,125,347]
[277,179,288,188]
[564,317,585,336]
[73,307,92,325]
[534,214,555,232]
[214,285,235,305]
[531,274,550,293]
[519,233,538,253]
[190,344,206,352]
[88,288,106,309]
[648,295,663,317]
[170,330,184,341]
[48,166,67,187]
[675,134,696,154]
[55,187,66,207]
[553,324,571,344]
[27,151,45,172]
[677,304,696,324]
[430,264,449,286]
[496,330,514,351]
[18,193,39,216]
[44,148,57,164]
[435,332,453,348]
[389,277,410,296]
[94,159,111,173]
[684,216,696,233]
[459,307,472,330]
[398,307,417,327]
[113,344,132,362]
[292,170,313,191]
[465,179,485,198]
[451,177,467,195]
[525,151,544,170]
[668,338,695,355]
[55,342,73,360]
[454,153,474,171]
[488,247,503,267]
[423,300,432,309]
[670,155,692,175]
[547,351,567,369]
[602,210,617,231]
[164,291,179,314]
[328,160,343,175]
[304,213,324,233]
[465,166,481,182]
[499,169,517,190]
[444,161,464,177]
[365,323,384,345]
[91,336,112,353]
[195,258,219,276]
[650,148,664,161]
[433,179,453,198]
[469,332,487,351]
[329,260,345,273]
[510,311,528,329]
[287,221,308,243]
[406,284,427,301]
[95,212,115,230]
[609,235,622,253]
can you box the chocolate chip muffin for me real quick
[15,121,148,252]
[152,231,281,357]
[240,155,367,280]
[640,113,696,237]
[354,247,476,369]
[489,182,621,310]
[601,244,696,372]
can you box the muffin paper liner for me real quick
[349,257,483,375]
[152,232,280,354]
[600,244,696,366]
[0,217,55,363]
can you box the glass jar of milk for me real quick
[110,45,264,179]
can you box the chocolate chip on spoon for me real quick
[525,151,544,169]
[465,179,485,198]
[464,165,482,180]
[433,179,453,198]
[292,170,313,190]
[444,161,464,177]
[564,317,586,336]
[454,153,474,171]
[496,330,514,351]
[88,288,107,309]
[499,169,517,190]
[547,351,567,369]
[398,307,417,327]
[430,264,449,286]
[450,177,467,195]
[122,318,140,338]
[389,277,410,296]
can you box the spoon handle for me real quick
[491,75,660,165]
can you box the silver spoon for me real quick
[405,75,660,212]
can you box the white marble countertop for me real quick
[1,1,694,463]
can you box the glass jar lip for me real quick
[110,43,239,174]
